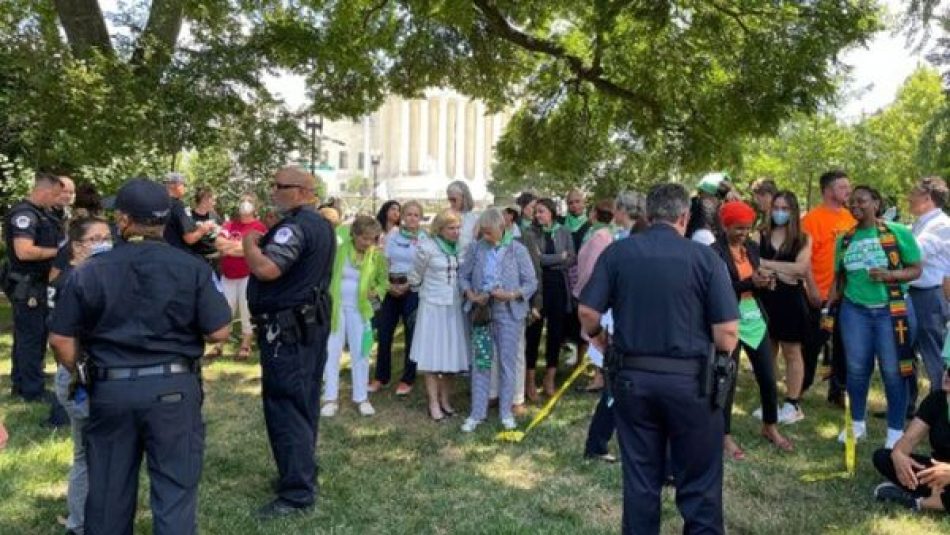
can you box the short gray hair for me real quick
[447,180,474,212]
[478,207,506,233]
[615,191,645,219]
[646,183,689,223]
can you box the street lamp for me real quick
[305,117,323,175]
[370,152,382,213]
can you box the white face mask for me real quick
[239,201,254,215]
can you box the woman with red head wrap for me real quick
[712,201,793,460]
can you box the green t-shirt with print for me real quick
[834,221,921,307]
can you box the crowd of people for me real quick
[0,166,948,534]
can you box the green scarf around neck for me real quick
[564,213,589,233]
[542,222,562,235]
[435,236,458,256]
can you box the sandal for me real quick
[762,430,794,453]
[236,345,251,361]
[724,436,746,461]
[428,405,446,422]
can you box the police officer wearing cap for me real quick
[579,183,739,534]
[49,178,231,535]
[3,172,63,401]
[243,166,335,518]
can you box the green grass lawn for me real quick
[0,305,948,534]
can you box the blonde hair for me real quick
[319,206,341,227]
[401,200,424,221]
[430,208,461,238]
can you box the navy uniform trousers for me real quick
[84,373,203,535]
[11,297,49,399]
[612,369,724,535]
[259,322,330,507]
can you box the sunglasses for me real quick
[271,182,303,190]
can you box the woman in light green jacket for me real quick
[322,216,389,417]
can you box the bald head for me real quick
[272,166,317,211]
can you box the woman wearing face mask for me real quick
[48,216,112,535]
[758,191,812,424]
[215,195,267,360]
[712,201,793,459]
[830,186,922,448]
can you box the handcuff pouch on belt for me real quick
[254,285,330,346]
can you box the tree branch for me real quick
[131,0,186,76]
[472,0,661,119]
[52,0,114,58]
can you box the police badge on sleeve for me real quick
[273,227,293,244]
[14,215,31,229]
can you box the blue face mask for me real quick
[771,210,790,226]
[89,242,113,256]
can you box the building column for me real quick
[474,102,485,182]
[399,99,410,175]
[418,97,429,174]
[437,96,448,179]
[454,97,466,179]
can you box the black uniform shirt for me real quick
[247,206,335,316]
[163,198,196,252]
[3,200,61,275]
[580,223,738,359]
[49,239,231,368]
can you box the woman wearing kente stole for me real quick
[322,216,389,418]
[713,201,793,460]
[831,185,921,448]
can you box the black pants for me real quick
[259,322,329,507]
[613,369,724,534]
[11,297,49,399]
[873,448,950,511]
[373,291,418,385]
[802,306,846,399]
[85,373,203,535]
[724,337,779,430]
[525,274,568,370]
[584,387,616,456]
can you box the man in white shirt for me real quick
[908,176,950,394]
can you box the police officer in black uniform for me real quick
[579,183,739,534]
[244,166,335,518]
[3,172,63,401]
[49,178,231,535]
[163,172,216,253]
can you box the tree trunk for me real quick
[52,0,113,58]
[131,0,186,77]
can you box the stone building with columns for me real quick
[317,89,511,204]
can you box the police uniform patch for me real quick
[274,227,293,245]
[14,215,31,229]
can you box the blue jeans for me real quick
[839,299,916,430]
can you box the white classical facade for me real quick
[316,89,511,203]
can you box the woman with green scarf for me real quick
[322,216,389,418]
[712,200,793,460]
[524,198,576,398]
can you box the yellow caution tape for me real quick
[801,393,856,482]
[496,357,591,443]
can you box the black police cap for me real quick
[115,178,171,221]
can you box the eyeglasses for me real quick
[271,182,303,190]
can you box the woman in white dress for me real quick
[409,209,469,421]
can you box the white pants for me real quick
[221,276,252,336]
[324,306,370,403]
[490,326,526,405]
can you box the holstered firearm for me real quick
[69,351,94,400]
[6,271,43,302]
[710,349,737,409]
[604,342,620,399]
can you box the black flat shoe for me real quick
[440,405,457,417]
[584,452,618,463]
[255,499,313,520]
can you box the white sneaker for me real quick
[563,343,578,367]
[837,421,867,443]
[501,417,517,430]
[885,428,904,449]
[752,407,763,420]
[358,401,376,416]
[461,418,482,433]
[778,403,805,424]
[320,402,338,418]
